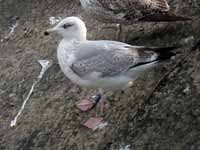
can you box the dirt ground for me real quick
[0,0,200,150]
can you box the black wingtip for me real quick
[157,51,176,61]
[143,46,180,61]
[128,46,179,70]
[155,46,180,61]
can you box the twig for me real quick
[10,60,52,127]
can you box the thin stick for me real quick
[10,60,52,127]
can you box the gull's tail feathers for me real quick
[127,46,180,76]
[127,46,180,72]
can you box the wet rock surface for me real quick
[0,0,200,150]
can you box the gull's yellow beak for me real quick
[44,28,56,36]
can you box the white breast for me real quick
[57,40,91,87]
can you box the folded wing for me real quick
[70,41,176,79]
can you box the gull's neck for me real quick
[63,35,86,42]
[62,29,87,42]
[59,36,85,52]
[61,39,85,46]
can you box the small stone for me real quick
[183,84,190,94]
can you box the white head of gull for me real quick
[45,16,87,41]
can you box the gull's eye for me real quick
[63,24,73,29]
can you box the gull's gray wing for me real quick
[71,40,157,78]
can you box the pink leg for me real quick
[76,93,101,112]
[81,89,107,129]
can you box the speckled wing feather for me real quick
[142,0,169,11]
[70,41,158,78]
[71,49,138,78]
[97,0,169,12]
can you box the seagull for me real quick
[79,0,191,23]
[79,0,191,40]
[44,16,178,123]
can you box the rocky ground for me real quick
[0,0,200,150]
